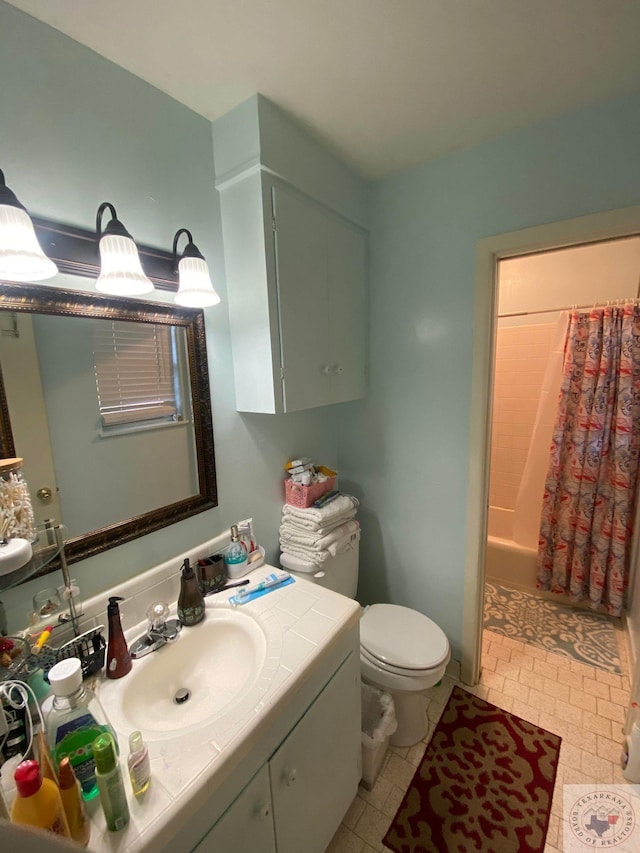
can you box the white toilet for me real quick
[281,542,451,747]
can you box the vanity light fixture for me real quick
[0,169,58,282]
[95,202,154,296]
[172,228,220,308]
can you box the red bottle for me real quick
[106,596,132,679]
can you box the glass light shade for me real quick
[96,233,154,296]
[175,256,220,307]
[0,204,58,281]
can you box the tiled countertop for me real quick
[86,562,360,853]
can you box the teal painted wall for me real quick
[2,1,640,660]
[0,2,340,630]
[338,92,640,658]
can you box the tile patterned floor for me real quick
[325,621,631,853]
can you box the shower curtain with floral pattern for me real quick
[537,304,640,616]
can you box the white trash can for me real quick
[361,682,397,790]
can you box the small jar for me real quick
[33,587,63,620]
[0,458,36,543]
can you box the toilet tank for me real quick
[281,539,359,599]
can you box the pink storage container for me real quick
[284,477,336,508]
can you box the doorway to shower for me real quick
[482,236,640,674]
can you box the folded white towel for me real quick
[280,512,356,540]
[279,520,360,551]
[280,529,360,565]
[282,494,358,529]
[279,526,323,548]
[280,542,331,563]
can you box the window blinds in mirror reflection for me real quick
[92,320,184,430]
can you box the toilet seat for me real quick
[359,645,443,677]
[360,603,450,672]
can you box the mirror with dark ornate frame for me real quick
[0,217,217,575]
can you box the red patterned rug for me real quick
[383,686,561,853]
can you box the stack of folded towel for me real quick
[280,494,360,571]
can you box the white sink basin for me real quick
[100,607,279,741]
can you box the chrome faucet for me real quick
[129,601,182,659]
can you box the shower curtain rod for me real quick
[498,298,640,319]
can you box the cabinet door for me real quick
[272,185,331,412]
[327,215,367,404]
[194,765,276,853]
[269,653,361,853]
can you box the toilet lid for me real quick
[360,604,450,670]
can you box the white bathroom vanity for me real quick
[76,537,361,853]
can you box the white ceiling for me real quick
[7,0,640,179]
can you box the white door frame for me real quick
[460,205,640,686]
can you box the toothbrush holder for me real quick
[197,554,226,594]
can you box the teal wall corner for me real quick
[340,90,640,659]
[2,0,640,664]
[0,3,339,631]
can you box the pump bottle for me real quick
[177,558,205,626]
[106,596,132,679]
[225,524,249,579]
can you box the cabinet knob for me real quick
[321,365,332,376]
[284,767,297,786]
[37,487,53,503]
[333,365,344,375]
[255,803,271,821]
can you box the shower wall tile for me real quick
[489,323,556,510]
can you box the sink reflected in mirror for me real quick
[99,608,278,741]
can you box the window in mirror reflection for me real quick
[0,313,199,538]
[93,321,188,434]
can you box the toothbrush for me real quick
[203,579,250,597]
[236,573,291,600]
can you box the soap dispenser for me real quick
[177,558,205,626]
[225,524,249,579]
[106,597,132,679]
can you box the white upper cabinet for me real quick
[220,173,367,413]
[325,207,367,405]
[273,184,366,412]
[214,95,368,414]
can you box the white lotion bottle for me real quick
[622,719,640,783]
[127,731,151,797]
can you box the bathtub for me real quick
[485,507,538,592]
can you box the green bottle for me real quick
[93,732,130,832]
